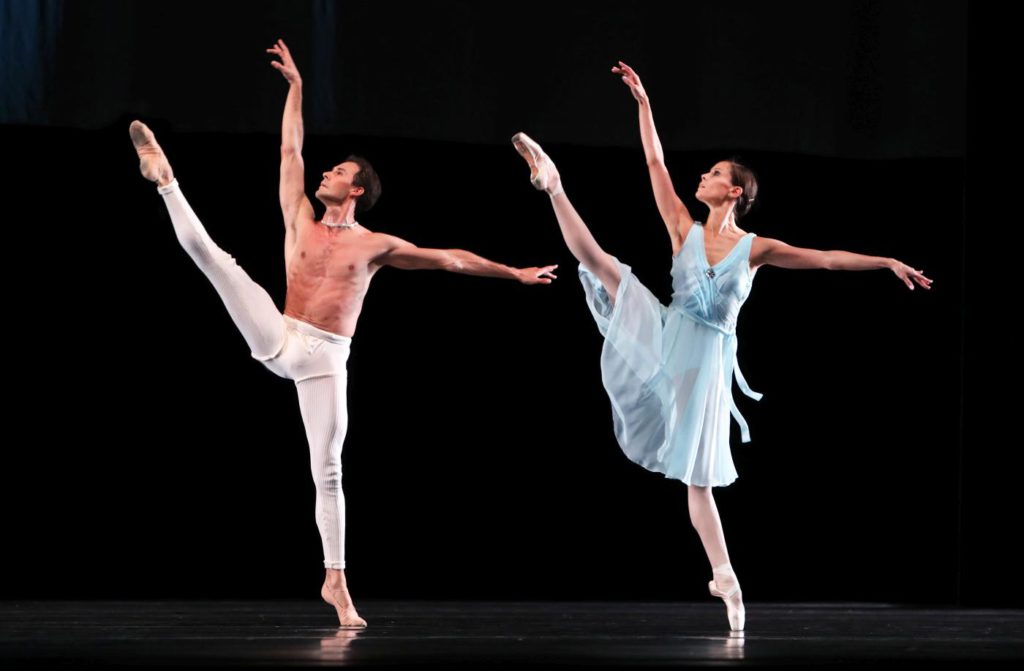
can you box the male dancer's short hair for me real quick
[345,155,381,213]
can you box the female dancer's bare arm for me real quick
[612,61,694,254]
[751,238,933,290]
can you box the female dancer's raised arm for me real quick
[612,61,695,255]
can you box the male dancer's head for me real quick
[315,155,382,214]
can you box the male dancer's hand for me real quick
[517,265,559,285]
[268,38,302,84]
[889,260,933,290]
[611,61,648,103]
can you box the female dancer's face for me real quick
[696,161,741,205]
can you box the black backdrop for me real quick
[3,1,1002,607]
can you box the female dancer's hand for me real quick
[517,265,559,285]
[611,61,648,103]
[267,38,302,84]
[890,260,933,290]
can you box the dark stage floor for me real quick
[1,600,1021,668]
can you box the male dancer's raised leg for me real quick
[129,121,286,359]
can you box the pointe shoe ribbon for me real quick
[709,566,746,632]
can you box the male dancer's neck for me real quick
[321,203,358,228]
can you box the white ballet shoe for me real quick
[709,564,745,631]
[511,132,562,195]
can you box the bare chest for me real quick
[288,229,380,283]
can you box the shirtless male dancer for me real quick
[129,38,558,628]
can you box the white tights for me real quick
[158,179,351,569]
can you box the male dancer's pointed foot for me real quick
[511,132,562,196]
[129,120,174,186]
[709,564,745,631]
[321,581,368,629]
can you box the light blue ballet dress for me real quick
[578,222,763,487]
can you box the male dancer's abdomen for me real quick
[284,278,367,338]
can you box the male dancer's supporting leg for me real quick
[295,375,366,628]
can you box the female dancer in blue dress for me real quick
[511,61,932,631]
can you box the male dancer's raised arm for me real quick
[268,39,314,268]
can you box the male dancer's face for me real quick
[316,161,364,206]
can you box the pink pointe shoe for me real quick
[511,132,563,195]
[129,120,174,186]
[709,564,745,631]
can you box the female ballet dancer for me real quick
[511,61,932,631]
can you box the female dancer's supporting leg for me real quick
[689,485,745,631]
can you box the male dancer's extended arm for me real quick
[376,235,558,284]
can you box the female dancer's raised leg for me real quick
[511,133,622,302]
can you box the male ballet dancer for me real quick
[129,38,557,628]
